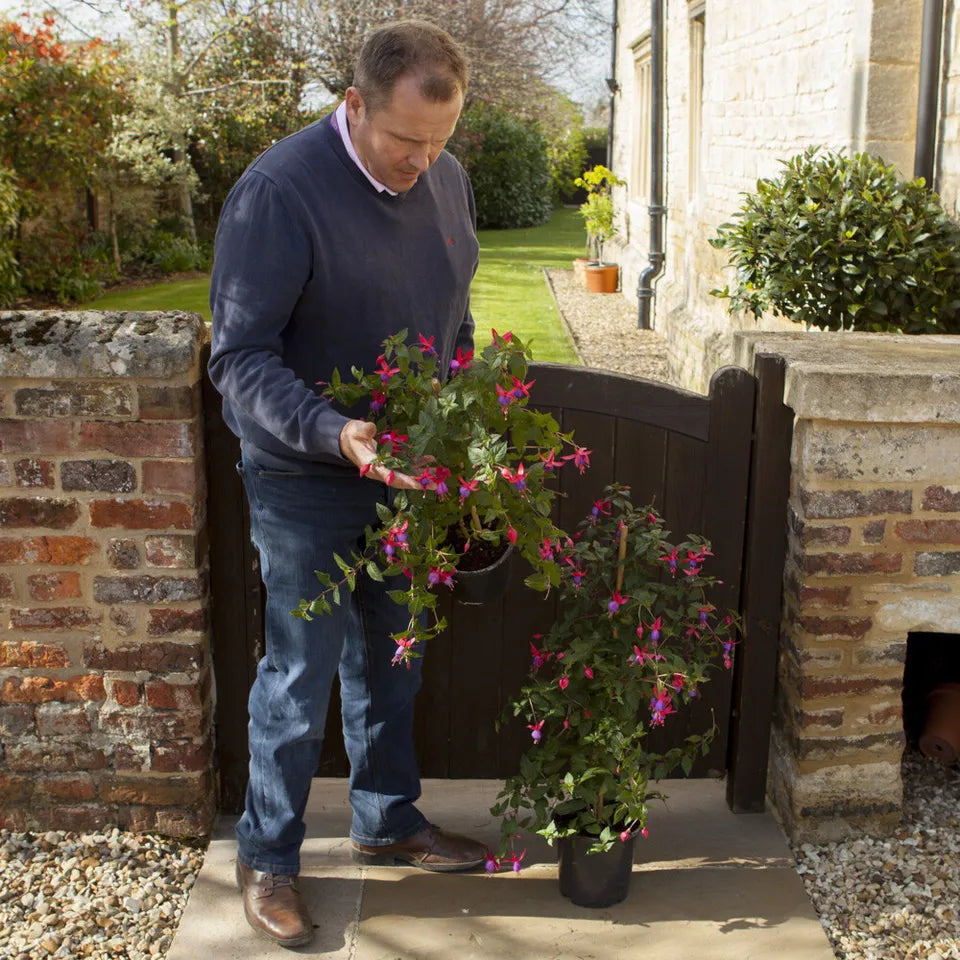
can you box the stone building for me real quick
[608,0,960,392]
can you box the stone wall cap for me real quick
[732,330,960,423]
[0,311,206,379]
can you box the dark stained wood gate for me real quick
[203,350,792,815]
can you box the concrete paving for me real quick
[168,777,836,960]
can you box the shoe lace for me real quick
[266,873,296,891]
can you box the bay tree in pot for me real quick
[489,484,740,907]
[574,164,625,294]
[710,146,960,332]
[296,329,592,664]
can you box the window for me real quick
[689,5,706,199]
[631,37,652,203]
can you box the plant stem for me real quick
[470,504,482,534]
[615,522,628,593]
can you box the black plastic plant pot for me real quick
[452,543,514,606]
[557,834,634,908]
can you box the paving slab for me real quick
[169,777,835,960]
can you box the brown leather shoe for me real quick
[351,824,487,872]
[236,861,314,947]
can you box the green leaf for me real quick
[366,562,384,582]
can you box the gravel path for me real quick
[0,273,956,959]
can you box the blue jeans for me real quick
[235,456,428,875]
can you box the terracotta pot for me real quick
[572,257,591,286]
[452,543,514,606]
[584,263,619,294]
[919,682,960,764]
[557,833,634,908]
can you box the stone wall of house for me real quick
[611,0,927,394]
[0,312,213,837]
[734,330,960,843]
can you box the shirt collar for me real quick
[334,101,398,197]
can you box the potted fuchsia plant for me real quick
[489,484,740,907]
[294,329,592,662]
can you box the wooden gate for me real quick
[203,350,792,815]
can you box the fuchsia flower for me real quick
[427,567,454,590]
[391,636,417,668]
[538,538,555,561]
[369,389,387,414]
[491,328,513,344]
[631,643,664,666]
[504,849,526,872]
[500,463,528,492]
[590,499,611,522]
[563,557,586,590]
[449,347,473,374]
[510,376,535,400]
[417,465,451,497]
[381,520,409,560]
[723,639,736,670]
[374,354,400,383]
[620,829,631,843]
[649,686,676,726]
[458,475,480,502]
[647,616,663,643]
[671,672,685,691]
[659,546,679,575]
[539,449,562,472]
[378,430,407,452]
[583,666,594,679]
[527,719,545,743]
[641,827,649,838]
[698,605,714,626]
[417,333,437,356]
[607,590,628,615]
[495,383,514,409]
[507,525,518,544]
[484,851,500,872]
[558,675,569,690]
[565,445,592,474]
[529,638,552,671]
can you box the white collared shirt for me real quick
[334,101,398,197]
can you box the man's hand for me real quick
[338,419,421,489]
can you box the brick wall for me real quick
[611,0,927,394]
[0,311,213,837]
[735,330,960,843]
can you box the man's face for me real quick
[345,73,463,194]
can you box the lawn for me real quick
[86,207,584,364]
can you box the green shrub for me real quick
[0,168,20,307]
[119,224,206,276]
[452,104,553,229]
[710,147,960,333]
[19,226,114,305]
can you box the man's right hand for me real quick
[338,419,421,489]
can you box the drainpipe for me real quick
[637,0,665,330]
[914,0,945,186]
[606,0,619,168]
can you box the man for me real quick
[208,20,486,948]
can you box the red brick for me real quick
[915,552,960,576]
[100,773,210,806]
[868,704,903,725]
[802,552,902,576]
[0,573,13,598]
[894,520,960,544]
[137,384,197,420]
[113,743,145,771]
[0,536,98,565]
[46,774,98,802]
[10,606,101,631]
[14,459,54,488]
[152,803,215,837]
[28,572,82,600]
[801,488,912,519]
[797,707,844,729]
[61,459,136,493]
[35,703,91,737]
[84,640,204,672]
[0,772,31,803]
[143,460,199,497]
[799,675,902,699]
[5,742,106,772]
[0,460,11,486]
[99,707,206,740]
[148,608,207,636]
[93,574,204,604]
[144,534,200,568]
[854,642,907,666]
[79,422,195,458]
[90,499,193,530]
[799,616,873,638]
[0,419,72,453]
[0,703,36,736]
[862,520,886,544]
[107,538,141,569]
[922,485,960,512]
[0,640,70,669]
[802,525,851,547]
[0,674,105,703]
[145,680,202,711]
[14,384,133,418]
[0,498,80,529]
[111,680,141,707]
[150,739,211,773]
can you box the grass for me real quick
[86,207,585,363]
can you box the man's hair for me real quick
[353,19,470,113]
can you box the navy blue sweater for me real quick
[208,112,478,471]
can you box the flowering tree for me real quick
[490,484,740,864]
[296,329,592,666]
